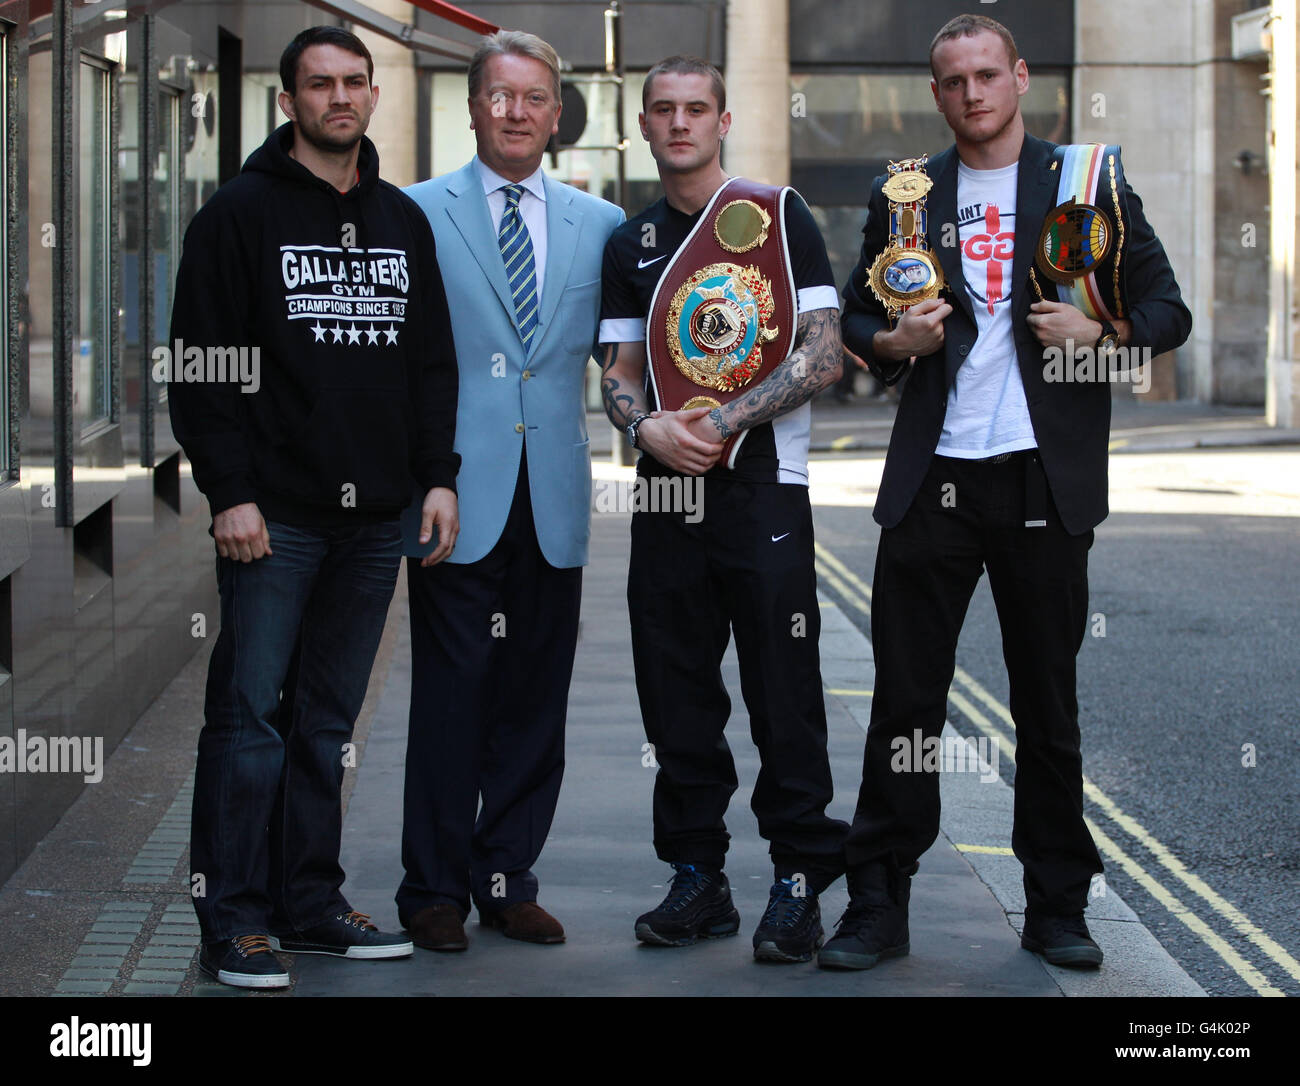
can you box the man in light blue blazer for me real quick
[396,30,624,951]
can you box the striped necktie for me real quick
[498,183,539,351]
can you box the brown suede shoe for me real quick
[408,904,468,951]
[478,901,565,944]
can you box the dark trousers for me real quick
[397,457,581,924]
[627,477,847,887]
[191,519,402,942]
[845,451,1104,916]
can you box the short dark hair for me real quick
[929,14,1020,77]
[643,55,726,114]
[280,26,374,94]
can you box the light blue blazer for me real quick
[402,161,624,567]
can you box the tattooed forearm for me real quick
[716,309,842,434]
[601,378,637,429]
[708,408,733,439]
[599,341,651,429]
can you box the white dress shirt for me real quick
[474,157,549,307]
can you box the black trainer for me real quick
[1021,911,1104,968]
[270,910,413,959]
[635,863,741,946]
[752,878,823,963]
[817,861,914,971]
[198,935,290,989]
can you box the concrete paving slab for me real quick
[292,514,1092,997]
[1007,913,1206,997]
[1,433,1222,1001]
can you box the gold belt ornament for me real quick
[868,155,945,322]
[665,262,780,394]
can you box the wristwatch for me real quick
[1094,319,1121,356]
[626,412,650,449]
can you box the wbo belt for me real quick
[646,177,797,470]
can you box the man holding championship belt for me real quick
[822,14,1191,972]
[598,55,848,963]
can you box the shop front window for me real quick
[76,56,112,438]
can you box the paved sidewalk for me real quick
[7,391,1264,998]
[289,511,1203,997]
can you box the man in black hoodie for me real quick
[168,26,460,988]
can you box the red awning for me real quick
[400,0,498,37]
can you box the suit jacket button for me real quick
[514,423,525,433]
[522,370,532,380]
[958,344,970,356]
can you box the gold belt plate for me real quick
[666,262,780,393]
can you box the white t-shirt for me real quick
[935,161,1038,458]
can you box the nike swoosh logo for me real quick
[771,533,791,543]
[638,255,667,269]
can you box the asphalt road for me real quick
[810,445,1300,998]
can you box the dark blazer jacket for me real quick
[842,133,1192,535]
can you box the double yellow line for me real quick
[814,540,1297,997]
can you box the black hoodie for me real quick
[167,123,459,527]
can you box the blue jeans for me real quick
[191,518,401,942]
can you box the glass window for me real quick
[155,84,182,406]
[790,70,1071,206]
[544,73,629,206]
[428,70,483,179]
[240,71,281,163]
[181,64,220,225]
[24,41,55,470]
[789,0,1076,67]
[0,24,8,478]
[76,56,112,438]
[119,68,141,455]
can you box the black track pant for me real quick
[627,475,847,887]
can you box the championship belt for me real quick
[1033,143,1131,321]
[867,155,945,322]
[646,177,796,469]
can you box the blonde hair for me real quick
[468,30,561,105]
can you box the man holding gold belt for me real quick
[597,55,848,963]
[822,14,1191,971]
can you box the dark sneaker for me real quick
[635,863,741,946]
[817,862,914,971]
[752,877,824,963]
[270,910,413,959]
[1021,912,1104,968]
[198,935,290,989]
